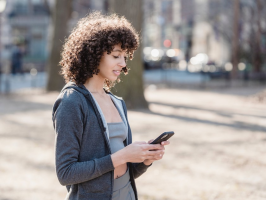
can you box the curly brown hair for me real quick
[59,12,139,90]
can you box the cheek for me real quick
[101,56,115,68]
[98,62,114,75]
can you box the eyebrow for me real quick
[113,49,122,52]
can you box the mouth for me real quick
[113,70,121,76]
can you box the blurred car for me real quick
[143,47,182,70]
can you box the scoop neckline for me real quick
[107,121,124,125]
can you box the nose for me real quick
[119,58,126,68]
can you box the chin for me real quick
[108,76,118,82]
[110,78,118,82]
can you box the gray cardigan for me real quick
[52,82,151,200]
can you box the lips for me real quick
[113,70,121,76]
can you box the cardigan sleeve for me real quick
[131,162,152,179]
[52,89,114,186]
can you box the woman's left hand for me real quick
[143,139,170,166]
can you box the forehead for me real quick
[112,44,127,53]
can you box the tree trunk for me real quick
[46,0,72,91]
[253,0,262,73]
[109,0,148,109]
[231,0,239,79]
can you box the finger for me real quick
[146,153,163,160]
[146,144,164,150]
[161,141,170,145]
[156,151,165,159]
[149,146,165,151]
[148,139,154,144]
[147,150,164,157]
[135,141,147,144]
[146,154,162,160]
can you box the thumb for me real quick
[134,141,147,144]
[148,139,154,144]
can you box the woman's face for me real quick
[97,44,127,82]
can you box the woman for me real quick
[52,12,170,200]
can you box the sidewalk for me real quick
[0,87,266,200]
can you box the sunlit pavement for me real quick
[0,86,266,200]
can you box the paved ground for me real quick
[0,86,266,200]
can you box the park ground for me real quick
[0,85,266,200]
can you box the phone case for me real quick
[150,131,174,144]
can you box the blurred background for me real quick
[0,0,266,200]
[0,0,265,93]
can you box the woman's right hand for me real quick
[111,141,165,168]
[111,141,164,167]
[122,141,164,163]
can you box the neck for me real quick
[84,75,106,94]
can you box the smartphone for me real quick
[150,131,174,144]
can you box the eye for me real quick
[113,56,119,59]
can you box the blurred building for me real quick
[191,0,266,71]
[143,0,182,49]
[0,0,106,72]
[1,0,50,71]
[143,0,196,62]
[191,0,232,67]
[143,0,266,74]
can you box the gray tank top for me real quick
[107,122,127,153]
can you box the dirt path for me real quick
[1,87,266,200]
